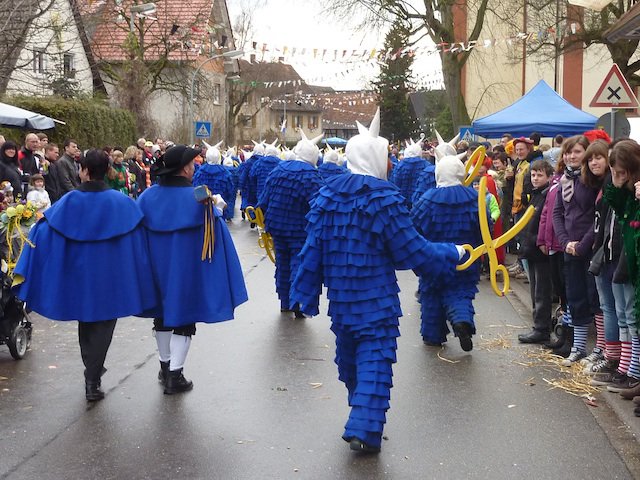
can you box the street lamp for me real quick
[189,49,244,143]
[129,2,156,33]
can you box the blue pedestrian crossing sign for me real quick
[195,121,212,138]
[459,125,474,142]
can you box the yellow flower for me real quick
[23,210,32,219]
[6,207,16,218]
[15,204,24,215]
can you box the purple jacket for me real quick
[537,174,563,252]
[552,174,598,257]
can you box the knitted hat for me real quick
[345,107,389,180]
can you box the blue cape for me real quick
[14,189,158,321]
[193,164,236,220]
[137,184,248,327]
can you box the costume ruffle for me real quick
[137,185,248,326]
[45,189,143,241]
[14,193,157,322]
[250,155,281,203]
[258,161,323,239]
[193,164,236,220]
[388,156,427,208]
[318,162,348,182]
[412,163,436,205]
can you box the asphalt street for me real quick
[1,213,640,479]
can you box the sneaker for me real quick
[584,358,618,376]
[509,265,524,277]
[606,374,638,393]
[561,348,586,366]
[580,347,604,366]
[591,371,625,386]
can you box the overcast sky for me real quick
[226,0,443,91]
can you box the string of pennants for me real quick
[246,23,582,63]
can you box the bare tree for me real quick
[321,0,490,127]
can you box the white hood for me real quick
[293,130,324,166]
[345,107,389,180]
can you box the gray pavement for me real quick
[0,218,639,479]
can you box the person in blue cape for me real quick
[317,144,348,181]
[290,108,465,453]
[257,131,324,318]
[137,145,248,395]
[389,138,427,209]
[13,149,158,402]
[249,139,281,202]
[222,155,238,218]
[411,151,482,351]
[193,141,235,221]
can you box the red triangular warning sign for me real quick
[590,64,639,108]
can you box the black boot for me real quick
[85,381,105,402]
[544,323,567,349]
[158,361,169,385]
[552,326,574,358]
[164,368,193,395]
[453,322,473,352]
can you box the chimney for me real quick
[278,56,284,62]
[250,53,256,63]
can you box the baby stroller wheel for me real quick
[8,325,28,360]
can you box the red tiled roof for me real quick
[316,91,378,129]
[79,0,216,63]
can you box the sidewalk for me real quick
[502,256,640,446]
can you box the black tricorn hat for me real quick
[154,144,201,176]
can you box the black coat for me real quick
[521,184,549,262]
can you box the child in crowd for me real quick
[26,174,51,214]
[552,135,599,364]
[601,140,640,402]
[517,160,554,343]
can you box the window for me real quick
[63,53,75,78]
[33,49,46,74]
[276,114,286,128]
[308,115,318,130]
[294,115,302,128]
[213,84,221,104]
[242,114,255,128]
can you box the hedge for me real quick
[0,96,136,149]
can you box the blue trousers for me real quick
[272,236,304,310]
[420,290,476,344]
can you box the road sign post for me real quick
[194,121,212,140]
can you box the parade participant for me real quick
[137,145,247,394]
[13,149,157,401]
[26,173,51,214]
[317,144,347,181]
[412,131,458,206]
[258,131,323,317]
[193,141,235,221]
[291,108,464,453]
[223,155,239,217]
[517,160,554,343]
[552,135,598,363]
[412,151,482,349]
[250,139,281,202]
[389,138,426,209]
[238,141,264,214]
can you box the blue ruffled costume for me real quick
[137,180,248,327]
[318,162,348,182]
[238,155,259,210]
[291,173,459,449]
[411,163,436,206]
[389,156,427,209]
[14,187,158,321]
[411,185,481,344]
[250,154,281,203]
[193,164,236,220]
[258,161,323,310]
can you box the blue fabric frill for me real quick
[411,163,436,205]
[250,155,281,203]
[238,156,259,209]
[14,190,158,321]
[137,185,248,326]
[388,156,426,208]
[318,162,348,182]
[193,164,236,220]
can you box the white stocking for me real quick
[169,334,191,371]
[155,331,172,362]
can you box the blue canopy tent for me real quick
[472,80,597,138]
[323,137,348,146]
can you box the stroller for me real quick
[0,270,32,359]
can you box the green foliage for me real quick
[420,90,454,140]
[373,20,418,141]
[0,96,136,148]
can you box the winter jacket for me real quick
[537,173,563,252]
[521,184,549,261]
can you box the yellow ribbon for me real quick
[245,206,276,264]
[457,176,534,297]
[5,217,35,275]
[201,200,216,262]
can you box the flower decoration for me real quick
[630,220,640,229]
[0,200,39,272]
